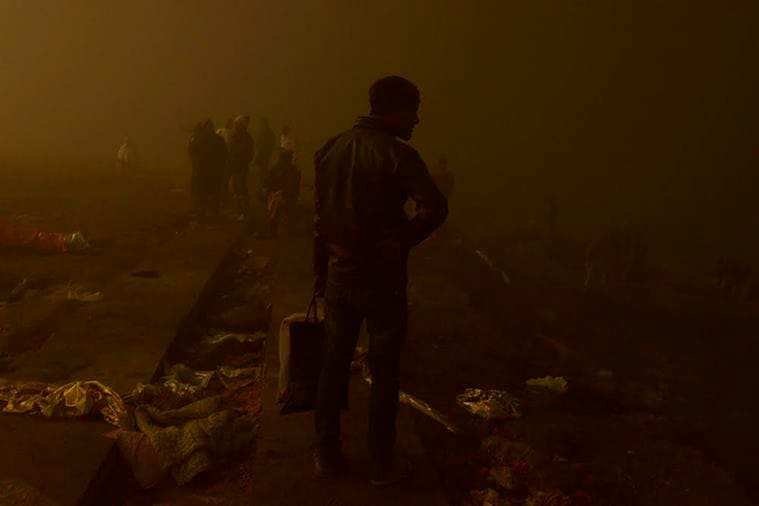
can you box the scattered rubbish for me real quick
[217,366,260,391]
[0,221,88,253]
[185,331,266,369]
[475,249,512,285]
[469,487,505,506]
[488,465,520,491]
[135,395,257,485]
[525,489,572,506]
[125,383,192,411]
[220,301,272,331]
[0,478,58,506]
[457,388,522,421]
[66,231,91,252]
[0,380,127,426]
[525,376,568,393]
[358,352,459,433]
[131,270,161,279]
[230,382,264,417]
[7,278,28,302]
[107,429,165,489]
[482,435,534,465]
[204,331,266,347]
[161,364,216,399]
[67,286,104,302]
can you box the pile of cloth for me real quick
[0,380,127,426]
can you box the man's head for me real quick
[234,115,250,132]
[369,75,420,140]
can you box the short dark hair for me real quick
[369,76,420,115]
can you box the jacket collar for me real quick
[354,115,397,136]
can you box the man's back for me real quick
[314,116,447,284]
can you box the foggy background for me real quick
[0,1,756,246]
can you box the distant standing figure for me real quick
[254,118,276,198]
[188,120,227,219]
[265,149,301,237]
[216,118,234,145]
[216,118,235,207]
[117,137,135,172]
[279,125,295,153]
[227,115,255,220]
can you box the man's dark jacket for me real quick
[227,129,255,174]
[314,116,448,289]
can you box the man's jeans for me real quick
[315,280,407,467]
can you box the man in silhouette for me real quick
[227,115,255,220]
[313,76,448,485]
[188,120,227,219]
[254,117,276,199]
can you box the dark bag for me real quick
[279,297,325,414]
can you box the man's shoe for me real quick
[370,457,412,487]
[314,450,348,479]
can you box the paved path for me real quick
[246,231,448,505]
[0,174,243,505]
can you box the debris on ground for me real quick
[525,376,568,393]
[357,352,459,433]
[469,487,508,506]
[0,478,58,506]
[488,465,521,491]
[217,365,260,391]
[182,331,266,369]
[107,429,166,489]
[6,278,29,302]
[475,249,512,285]
[524,489,573,506]
[219,301,272,331]
[134,395,257,485]
[457,388,522,420]
[67,285,104,302]
[125,383,192,411]
[161,364,216,399]
[482,435,534,466]
[0,380,127,426]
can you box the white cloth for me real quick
[117,143,132,164]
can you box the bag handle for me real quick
[306,294,319,322]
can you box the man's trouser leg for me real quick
[364,287,407,468]
[315,286,362,455]
[233,169,250,216]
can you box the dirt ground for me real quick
[2,162,756,505]
[401,225,757,505]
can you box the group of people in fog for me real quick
[187,115,301,234]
